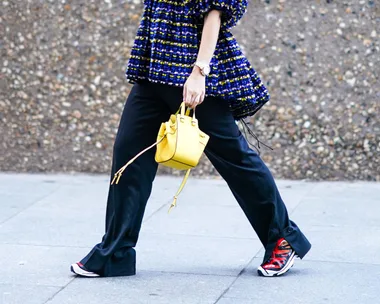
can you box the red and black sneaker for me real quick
[71,262,100,277]
[257,238,296,277]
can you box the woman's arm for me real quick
[195,10,222,67]
[183,10,222,108]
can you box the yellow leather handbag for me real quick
[111,102,209,212]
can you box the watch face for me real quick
[203,65,210,75]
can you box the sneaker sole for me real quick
[257,251,296,277]
[71,263,100,277]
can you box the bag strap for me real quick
[168,169,191,213]
[111,136,166,185]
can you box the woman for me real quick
[71,0,311,278]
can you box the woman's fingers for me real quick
[193,94,202,108]
[198,92,205,105]
[184,90,197,108]
[183,83,205,108]
[183,85,192,107]
[183,85,187,101]
[184,86,195,107]
[188,92,202,108]
[190,92,198,108]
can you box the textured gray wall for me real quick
[1,0,379,181]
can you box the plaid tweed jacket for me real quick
[125,0,270,120]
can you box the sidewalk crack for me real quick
[43,277,77,304]
[213,255,256,304]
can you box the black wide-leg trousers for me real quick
[80,80,311,277]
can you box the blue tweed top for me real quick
[125,0,270,120]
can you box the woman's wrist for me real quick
[191,65,205,77]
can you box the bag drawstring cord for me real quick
[168,169,191,214]
[240,119,273,155]
[111,136,166,185]
[110,133,191,213]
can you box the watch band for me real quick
[194,61,210,76]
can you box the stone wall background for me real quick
[1,0,379,181]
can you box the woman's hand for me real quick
[183,9,221,109]
[183,66,206,109]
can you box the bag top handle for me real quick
[177,102,196,120]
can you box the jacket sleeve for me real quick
[193,0,248,30]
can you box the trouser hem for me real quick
[263,224,312,263]
[80,246,137,277]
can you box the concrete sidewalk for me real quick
[0,173,379,304]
